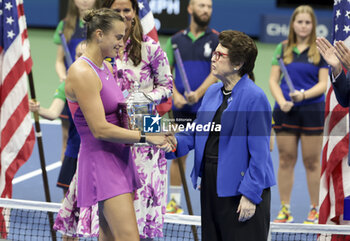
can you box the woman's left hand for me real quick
[289,90,304,102]
[237,195,256,222]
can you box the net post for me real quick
[177,155,199,241]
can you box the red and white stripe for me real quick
[319,79,350,228]
[140,8,158,42]
[0,0,35,238]
[138,0,172,116]
[17,0,33,73]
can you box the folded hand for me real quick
[185,91,199,105]
[289,90,304,103]
[237,195,256,222]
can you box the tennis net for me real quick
[0,198,349,240]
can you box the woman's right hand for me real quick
[280,101,294,113]
[316,37,342,75]
[146,134,167,146]
[147,133,177,152]
[160,134,177,152]
[29,99,40,112]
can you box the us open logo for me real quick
[143,114,161,133]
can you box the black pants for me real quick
[200,157,271,241]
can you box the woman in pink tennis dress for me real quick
[53,8,170,241]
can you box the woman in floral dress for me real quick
[102,0,173,239]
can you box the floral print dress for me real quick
[114,35,172,238]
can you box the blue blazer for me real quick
[332,71,350,108]
[166,75,276,204]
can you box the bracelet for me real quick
[139,131,146,143]
[302,91,305,101]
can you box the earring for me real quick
[132,18,135,26]
[233,68,237,70]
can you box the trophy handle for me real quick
[117,103,130,129]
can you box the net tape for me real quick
[0,198,350,240]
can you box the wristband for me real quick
[139,131,146,143]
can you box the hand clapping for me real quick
[316,37,349,76]
[334,40,350,71]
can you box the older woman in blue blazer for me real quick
[165,30,275,241]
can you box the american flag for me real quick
[138,0,158,42]
[138,0,172,115]
[0,0,35,238]
[319,0,350,230]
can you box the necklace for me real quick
[82,55,110,80]
[102,63,110,80]
[222,88,232,96]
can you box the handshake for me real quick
[145,133,177,153]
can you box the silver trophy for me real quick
[125,82,156,145]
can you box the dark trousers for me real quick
[200,157,271,241]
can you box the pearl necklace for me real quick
[222,89,232,96]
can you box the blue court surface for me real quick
[13,121,313,223]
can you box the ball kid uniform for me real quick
[53,19,86,120]
[54,82,80,190]
[165,27,219,124]
[272,42,329,134]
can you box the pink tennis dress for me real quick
[53,56,141,237]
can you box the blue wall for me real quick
[24,0,333,38]
[210,0,332,37]
[24,0,59,28]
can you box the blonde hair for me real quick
[63,0,101,42]
[283,5,320,65]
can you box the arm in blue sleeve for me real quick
[237,93,272,204]
[165,124,196,160]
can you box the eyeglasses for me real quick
[212,51,229,61]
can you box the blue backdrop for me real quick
[24,0,59,28]
[24,0,333,43]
